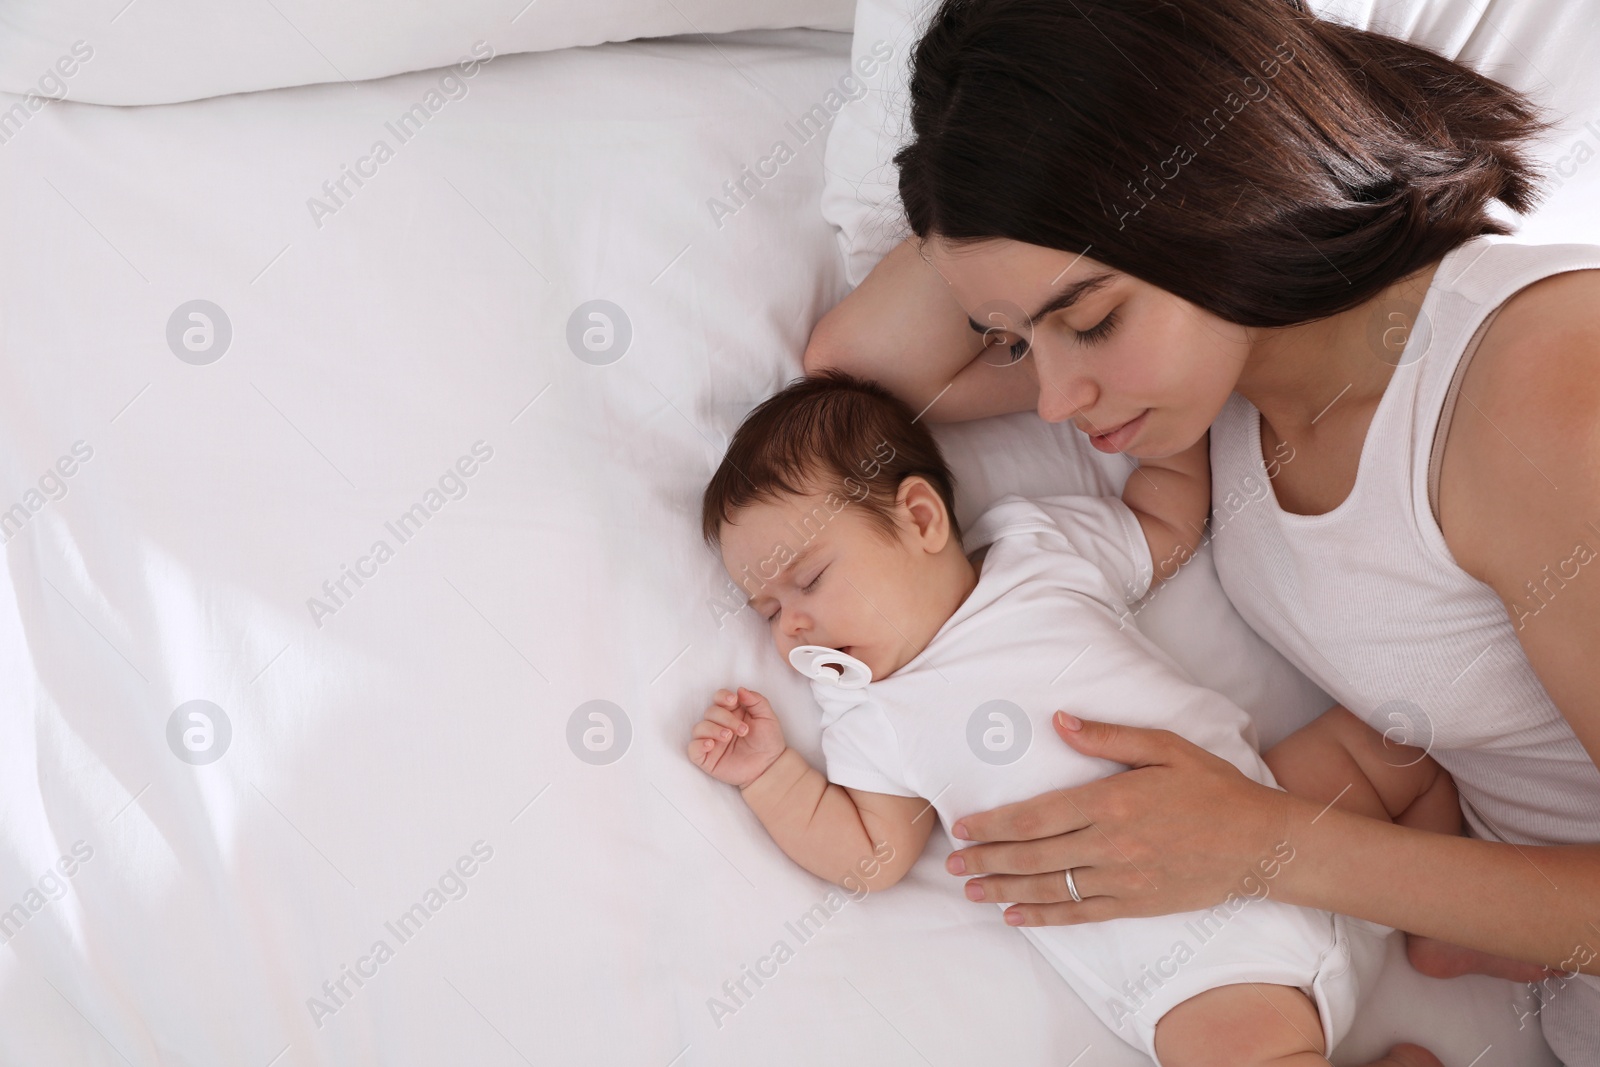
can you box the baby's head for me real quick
[702,370,979,682]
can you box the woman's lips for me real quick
[1087,409,1150,454]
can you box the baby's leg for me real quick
[1262,705,1459,834]
[1155,983,1441,1067]
[1264,707,1549,984]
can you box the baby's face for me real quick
[719,486,959,682]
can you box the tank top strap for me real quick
[1425,303,1503,528]
[1404,238,1600,561]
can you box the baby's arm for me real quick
[688,687,935,890]
[742,749,935,890]
[1121,432,1210,586]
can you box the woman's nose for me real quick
[1036,364,1098,425]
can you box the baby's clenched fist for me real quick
[687,686,788,788]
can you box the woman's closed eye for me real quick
[995,309,1118,361]
[1073,309,1118,346]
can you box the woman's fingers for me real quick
[949,716,1186,842]
[1001,898,1129,927]
[963,868,1089,904]
[948,790,1093,845]
[948,828,1108,877]
[1051,715,1185,770]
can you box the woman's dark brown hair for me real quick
[701,369,961,549]
[895,0,1547,326]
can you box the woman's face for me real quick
[925,237,1250,458]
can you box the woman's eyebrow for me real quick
[965,271,1117,334]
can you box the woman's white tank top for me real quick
[1210,237,1600,849]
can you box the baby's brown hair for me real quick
[701,369,962,549]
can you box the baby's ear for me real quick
[896,476,953,548]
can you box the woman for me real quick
[803,0,1600,1061]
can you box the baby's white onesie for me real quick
[810,493,1373,1063]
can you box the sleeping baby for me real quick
[687,370,1442,1067]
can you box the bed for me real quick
[1,1,1595,1063]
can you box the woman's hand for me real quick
[947,712,1295,926]
[687,687,787,788]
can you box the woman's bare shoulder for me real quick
[1445,267,1600,752]
[1440,267,1600,587]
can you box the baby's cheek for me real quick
[845,586,894,639]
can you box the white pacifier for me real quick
[788,644,873,689]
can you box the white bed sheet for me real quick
[0,27,1557,1067]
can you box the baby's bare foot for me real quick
[1366,1043,1444,1067]
[1406,933,1550,983]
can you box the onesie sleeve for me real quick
[818,699,919,798]
[1031,494,1155,606]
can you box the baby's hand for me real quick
[687,687,787,788]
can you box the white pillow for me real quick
[818,0,930,287]
[821,0,1600,284]
[0,0,854,105]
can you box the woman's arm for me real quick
[1440,270,1600,771]
[944,714,1600,974]
[804,238,1039,422]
